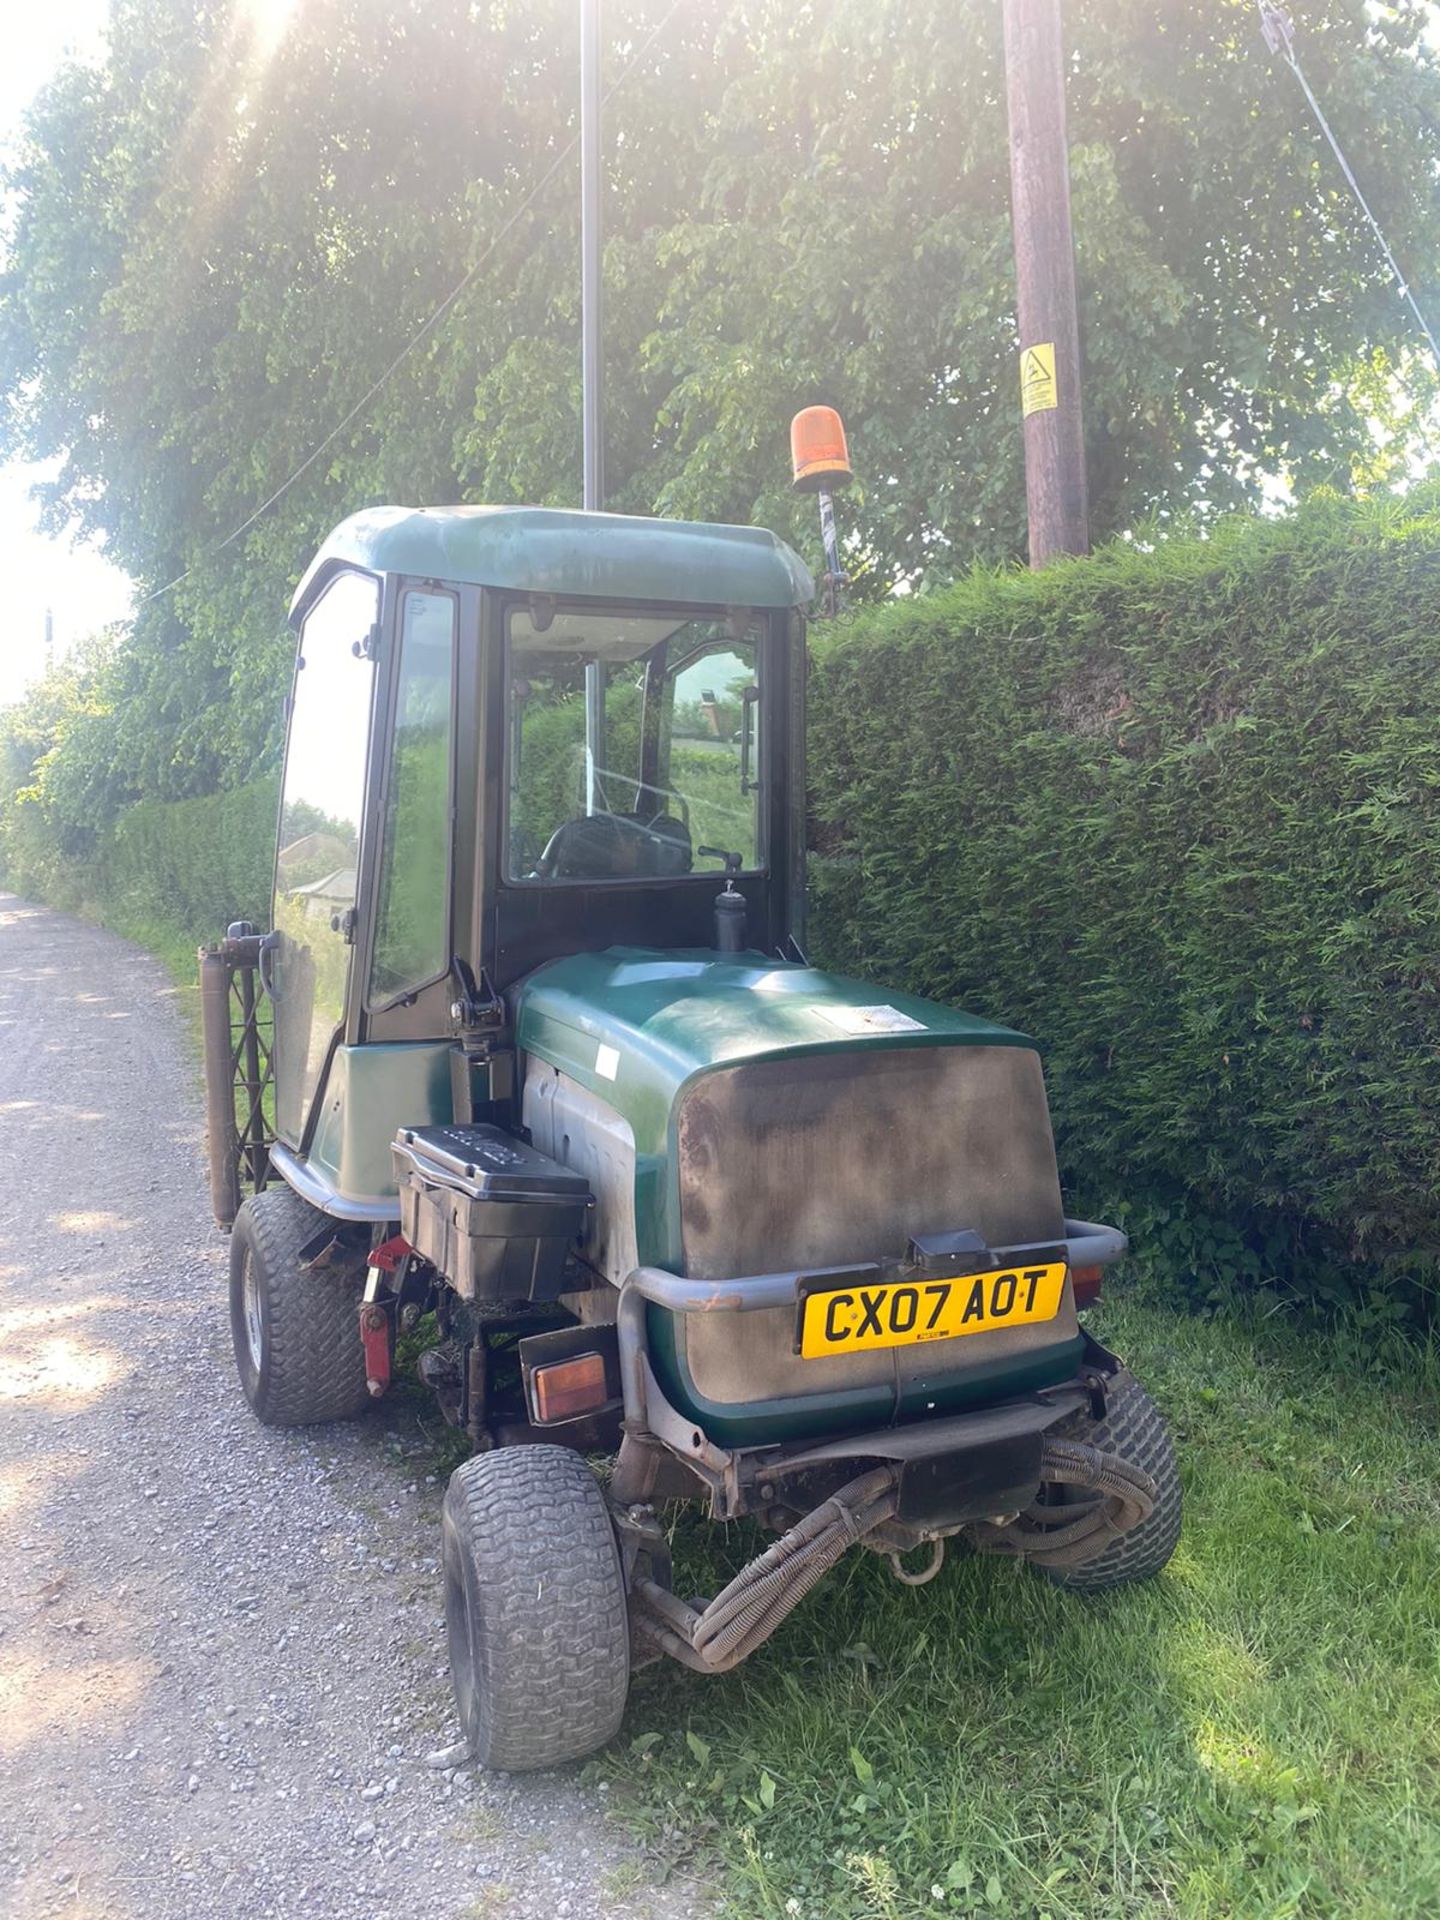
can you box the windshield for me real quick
[505,602,765,884]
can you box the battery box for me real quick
[391,1123,593,1303]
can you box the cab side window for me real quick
[272,570,379,1143]
[369,590,456,1005]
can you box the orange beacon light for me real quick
[790,406,854,494]
[790,407,852,613]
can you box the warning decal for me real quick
[1020,342,1058,417]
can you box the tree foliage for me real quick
[4,0,1440,819]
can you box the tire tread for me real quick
[230,1188,371,1426]
[1042,1372,1182,1590]
[444,1446,629,1771]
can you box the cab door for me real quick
[270,569,380,1146]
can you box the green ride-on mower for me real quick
[200,494,1180,1771]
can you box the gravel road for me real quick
[0,894,694,1920]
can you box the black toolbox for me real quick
[391,1124,593,1303]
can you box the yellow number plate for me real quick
[797,1261,1068,1360]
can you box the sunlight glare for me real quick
[238,0,300,63]
[0,1336,120,1403]
[0,1651,148,1754]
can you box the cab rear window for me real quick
[505,603,763,884]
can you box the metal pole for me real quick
[584,661,606,815]
[1003,0,1089,566]
[581,0,605,810]
[816,490,842,617]
[581,0,604,513]
[816,491,841,581]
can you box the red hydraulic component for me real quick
[368,1234,411,1274]
[359,1234,409,1397]
[360,1302,392,1398]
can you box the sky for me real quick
[0,4,134,709]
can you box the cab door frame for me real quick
[343,566,402,1051]
[270,561,388,1152]
[290,573,476,1172]
[349,575,474,1049]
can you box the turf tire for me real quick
[1040,1371,1182,1591]
[443,1445,630,1771]
[229,1186,371,1426]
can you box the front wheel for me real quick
[1040,1372,1182,1591]
[443,1446,631,1770]
[229,1187,371,1426]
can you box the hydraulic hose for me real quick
[633,1439,1156,1675]
[967,1438,1156,1570]
[634,1466,899,1674]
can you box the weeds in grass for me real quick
[597,1859,651,1900]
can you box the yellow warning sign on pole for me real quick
[1020,342,1058,417]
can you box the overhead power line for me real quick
[138,0,685,610]
[1257,2,1440,372]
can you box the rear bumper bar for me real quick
[622,1218,1126,1319]
[613,1221,1126,1508]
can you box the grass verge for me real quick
[593,1290,1440,1919]
[102,908,207,1036]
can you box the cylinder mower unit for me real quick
[206,494,1181,1774]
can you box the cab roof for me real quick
[290,504,814,624]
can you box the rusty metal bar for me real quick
[199,945,243,1229]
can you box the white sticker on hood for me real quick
[595,1043,621,1080]
[816,1004,927,1036]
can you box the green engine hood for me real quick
[515,948,1038,1270]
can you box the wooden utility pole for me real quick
[1003,0,1089,566]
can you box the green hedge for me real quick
[808,491,1440,1296]
[105,780,277,941]
[0,778,277,969]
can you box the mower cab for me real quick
[203,501,1179,1771]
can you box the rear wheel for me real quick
[229,1187,371,1426]
[1040,1372,1182,1590]
[443,1445,630,1771]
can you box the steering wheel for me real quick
[536,813,623,879]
